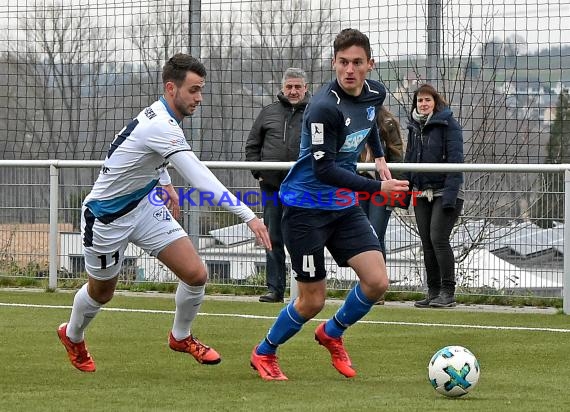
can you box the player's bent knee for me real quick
[379,275,389,291]
[361,276,389,300]
[96,293,114,305]
[375,277,389,295]
[87,277,117,304]
[297,297,325,319]
[176,267,208,286]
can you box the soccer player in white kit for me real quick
[57,53,271,372]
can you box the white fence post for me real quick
[562,170,570,315]
[48,164,59,290]
[289,271,298,302]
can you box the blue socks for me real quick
[256,284,376,354]
[257,302,307,355]
[324,283,376,338]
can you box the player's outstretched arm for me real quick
[247,217,272,250]
[168,150,272,250]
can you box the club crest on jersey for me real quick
[311,123,324,145]
[144,107,157,119]
[153,207,172,222]
[366,106,375,121]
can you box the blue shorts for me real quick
[282,205,381,282]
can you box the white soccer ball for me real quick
[428,345,480,397]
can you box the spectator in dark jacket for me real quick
[402,84,464,308]
[245,68,310,303]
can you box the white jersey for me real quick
[85,97,255,223]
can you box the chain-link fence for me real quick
[0,162,565,299]
[1,1,569,223]
[0,1,568,299]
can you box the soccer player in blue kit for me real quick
[250,29,409,381]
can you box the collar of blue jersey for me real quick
[332,79,372,100]
[333,79,382,100]
[159,96,183,124]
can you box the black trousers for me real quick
[263,190,286,298]
[413,197,463,294]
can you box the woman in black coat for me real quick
[403,84,464,308]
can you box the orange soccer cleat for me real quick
[57,323,96,372]
[250,346,288,381]
[314,322,356,378]
[168,332,221,365]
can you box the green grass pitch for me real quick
[0,290,569,412]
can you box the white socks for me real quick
[171,281,205,341]
[66,283,102,343]
[65,281,205,343]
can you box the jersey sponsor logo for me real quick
[366,106,375,121]
[313,150,325,160]
[345,117,351,126]
[168,118,178,127]
[169,137,186,146]
[339,129,370,152]
[144,107,156,119]
[311,123,324,145]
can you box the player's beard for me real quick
[173,93,197,117]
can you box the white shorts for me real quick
[81,199,186,280]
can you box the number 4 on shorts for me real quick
[302,255,316,277]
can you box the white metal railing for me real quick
[1,160,569,314]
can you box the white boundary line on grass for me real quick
[2,302,569,333]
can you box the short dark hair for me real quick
[162,53,207,86]
[411,84,448,114]
[333,28,372,60]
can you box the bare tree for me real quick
[125,1,190,101]
[1,3,115,224]
[7,4,114,160]
[199,1,340,159]
[200,11,247,165]
[248,0,340,100]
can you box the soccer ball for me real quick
[428,345,480,397]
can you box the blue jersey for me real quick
[280,79,386,210]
